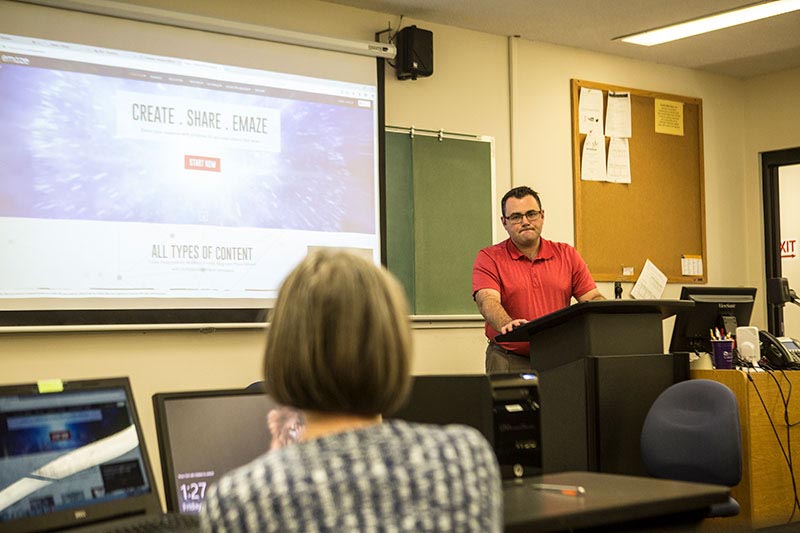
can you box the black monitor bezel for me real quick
[669,286,757,354]
[151,388,270,514]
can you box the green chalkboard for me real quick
[385,130,494,315]
[385,132,415,308]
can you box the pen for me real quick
[528,483,586,496]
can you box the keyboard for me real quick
[101,513,200,533]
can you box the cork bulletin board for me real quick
[571,79,707,283]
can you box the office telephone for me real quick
[759,330,800,369]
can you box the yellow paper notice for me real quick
[654,99,684,136]
[37,379,64,393]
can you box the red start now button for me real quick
[184,155,221,172]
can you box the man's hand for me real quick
[500,318,529,334]
[577,288,605,302]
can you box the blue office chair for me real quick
[640,378,742,518]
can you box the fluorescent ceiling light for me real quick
[618,0,800,46]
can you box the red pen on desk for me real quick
[529,483,586,496]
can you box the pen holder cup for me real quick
[711,339,735,369]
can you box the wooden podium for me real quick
[496,300,692,475]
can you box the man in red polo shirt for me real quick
[472,186,605,373]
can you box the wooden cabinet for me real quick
[691,369,800,529]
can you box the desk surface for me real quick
[504,471,729,532]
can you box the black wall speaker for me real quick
[395,25,433,80]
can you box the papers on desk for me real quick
[631,259,667,300]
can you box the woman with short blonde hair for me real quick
[201,250,502,532]
[264,250,412,416]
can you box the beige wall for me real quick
[1,0,800,504]
[744,66,800,329]
[778,164,800,336]
[510,39,750,297]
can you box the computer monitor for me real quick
[152,389,303,514]
[390,375,494,444]
[669,286,757,354]
[390,374,542,479]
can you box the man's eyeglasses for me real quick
[504,209,542,224]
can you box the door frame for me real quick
[761,147,800,335]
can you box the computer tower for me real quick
[489,373,542,478]
[390,373,541,478]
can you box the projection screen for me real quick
[0,1,387,327]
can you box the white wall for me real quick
[744,66,800,330]
[779,164,800,336]
[1,0,799,504]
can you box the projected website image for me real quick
[0,64,376,234]
[0,32,380,307]
[0,391,149,522]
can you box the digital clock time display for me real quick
[178,481,208,513]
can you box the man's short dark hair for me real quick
[501,186,542,217]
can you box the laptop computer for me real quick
[0,377,198,533]
[152,388,302,514]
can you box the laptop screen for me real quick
[153,390,303,514]
[0,378,159,533]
